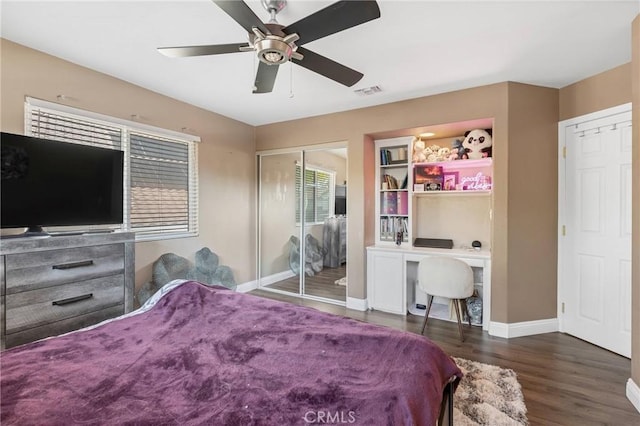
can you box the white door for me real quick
[559,104,632,357]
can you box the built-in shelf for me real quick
[413,190,491,197]
[370,126,494,324]
[412,157,493,169]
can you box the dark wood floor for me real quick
[263,264,346,301]
[249,289,640,425]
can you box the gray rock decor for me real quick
[153,253,191,286]
[305,234,325,275]
[288,234,326,276]
[187,247,236,291]
[135,280,160,308]
[134,252,192,307]
[289,235,302,275]
[136,248,237,306]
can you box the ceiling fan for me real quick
[157,0,380,94]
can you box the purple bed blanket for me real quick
[1,281,461,425]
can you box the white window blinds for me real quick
[25,98,199,241]
[27,108,123,150]
[129,132,198,237]
[295,164,335,224]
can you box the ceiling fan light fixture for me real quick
[263,51,284,63]
[256,37,293,65]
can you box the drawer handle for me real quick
[52,260,94,270]
[52,293,93,306]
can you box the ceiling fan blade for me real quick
[253,62,279,94]
[293,47,363,87]
[284,0,380,45]
[157,43,248,58]
[213,1,270,35]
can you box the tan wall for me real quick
[506,83,559,321]
[414,196,492,249]
[306,149,347,186]
[256,82,559,323]
[632,15,640,389]
[559,63,632,121]
[0,39,257,291]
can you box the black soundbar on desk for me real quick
[413,238,454,249]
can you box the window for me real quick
[295,164,335,225]
[25,98,199,241]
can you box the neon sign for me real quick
[460,173,492,190]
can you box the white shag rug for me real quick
[334,276,347,286]
[453,357,529,425]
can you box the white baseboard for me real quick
[627,378,640,414]
[258,270,296,286]
[236,280,258,293]
[489,318,558,338]
[236,270,297,293]
[346,297,368,311]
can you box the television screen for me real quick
[1,132,124,231]
[335,184,346,215]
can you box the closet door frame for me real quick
[256,142,347,306]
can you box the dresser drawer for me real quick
[5,244,124,294]
[4,305,124,349]
[5,275,124,335]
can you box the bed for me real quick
[1,280,461,425]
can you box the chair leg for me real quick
[421,295,434,335]
[453,299,465,342]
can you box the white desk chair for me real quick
[418,256,474,341]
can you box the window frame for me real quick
[24,97,200,241]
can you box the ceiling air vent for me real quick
[354,85,382,96]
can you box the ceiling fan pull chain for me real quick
[289,61,294,98]
[252,54,258,92]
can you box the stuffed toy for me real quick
[412,139,458,163]
[425,147,438,162]
[462,129,492,159]
[436,147,450,162]
[450,138,467,160]
[412,138,427,163]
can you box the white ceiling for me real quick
[1,1,638,126]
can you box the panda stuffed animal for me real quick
[462,129,492,159]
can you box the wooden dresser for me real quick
[0,232,134,350]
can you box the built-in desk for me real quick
[366,245,491,331]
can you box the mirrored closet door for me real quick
[257,145,347,304]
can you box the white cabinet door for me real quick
[367,249,405,315]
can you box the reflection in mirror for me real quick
[257,146,347,303]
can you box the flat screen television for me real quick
[1,132,124,236]
[335,184,347,215]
